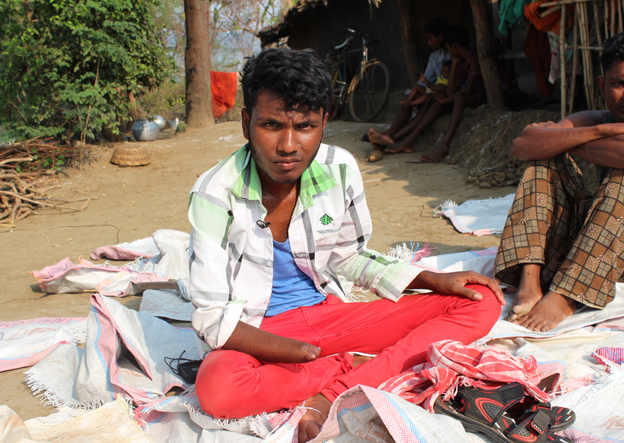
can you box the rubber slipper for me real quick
[433,383,573,443]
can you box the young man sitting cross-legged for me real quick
[188,48,504,442]
[495,33,624,332]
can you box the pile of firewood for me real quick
[0,138,90,227]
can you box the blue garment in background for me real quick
[265,239,326,317]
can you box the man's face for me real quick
[600,60,624,122]
[425,33,443,51]
[241,90,328,185]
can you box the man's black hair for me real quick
[423,18,449,37]
[444,26,471,49]
[442,60,453,68]
[240,48,333,114]
[601,32,624,72]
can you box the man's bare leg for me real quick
[420,142,449,162]
[297,355,373,442]
[515,290,576,332]
[388,101,446,154]
[385,104,413,139]
[420,94,475,162]
[508,263,543,321]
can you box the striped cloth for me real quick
[379,340,564,412]
[593,346,624,367]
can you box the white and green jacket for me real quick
[188,143,423,351]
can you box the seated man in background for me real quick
[370,26,485,161]
[495,33,624,332]
[188,47,503,442]
[365,18,450,150]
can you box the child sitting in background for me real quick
[403,61,452,109]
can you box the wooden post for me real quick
[397,0,420,87]
[469,0,505,108]
[569,5,579,114]
[185,0,215,128]
[593,0,603,45]
[560,5,567,119]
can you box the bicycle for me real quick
[325,29,390,122]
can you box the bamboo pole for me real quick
[541,0,590,6]
[580,1,596,109]
[579,1,591,109]
[565,45,603,49]
[619,0,624,33]
[605,0,610,38]
[593,0,603,45]
[570,5,579,114]
[541,5,562,17]
[561,5,567,119]
[612,0,616,37]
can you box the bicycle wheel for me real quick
[348,61,390,122]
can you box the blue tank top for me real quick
[265,239,326,317]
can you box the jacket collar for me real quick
[232,145,337,210]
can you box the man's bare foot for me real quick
[385,143,414,154]
[515,291,576,332]
[508,264,542,322]
[419,143,449,162]
[368,129,395,147]
[298,394,332,442]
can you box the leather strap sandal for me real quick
[433,382,574,443]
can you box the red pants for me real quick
[196,284,501,419]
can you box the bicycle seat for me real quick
[343,28,378,46]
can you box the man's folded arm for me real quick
[510,110,624,161]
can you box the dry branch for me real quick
[0,138,91,224]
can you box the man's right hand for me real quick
[222,321,321,363]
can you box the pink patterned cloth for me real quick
[593,347,624,368]
[33,257,165,296]
[379,340,565,412]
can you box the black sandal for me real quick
[433,382,574,443]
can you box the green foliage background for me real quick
[0,0,176,142]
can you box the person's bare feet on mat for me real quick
[507,264,544,322]
[514,291,576,332]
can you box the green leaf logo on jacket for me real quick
[320,214,333,225]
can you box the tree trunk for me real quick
[185,0,214,128]
[397,0,419,87]
[469,0,505,109]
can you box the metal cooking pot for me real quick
[132,119,160,142]
[153,115,167,131]
[169,117,179,131]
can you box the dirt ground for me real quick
[0,109,527,420]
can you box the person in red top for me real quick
[369,26,485,162]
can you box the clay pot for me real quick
[132,119,160,141]
[110,145,151,166]
[153,115,167,130]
